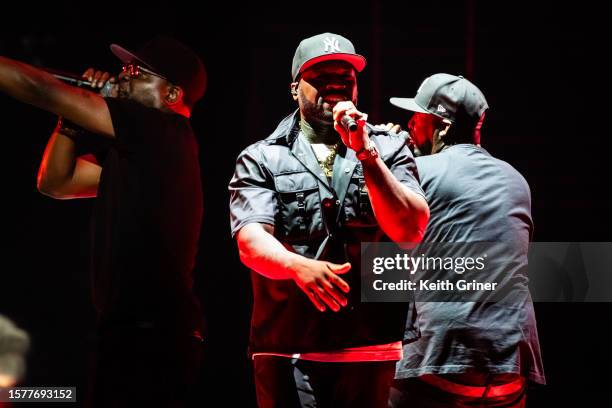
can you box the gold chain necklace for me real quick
[298,119,339,178]
[316,143,339,178]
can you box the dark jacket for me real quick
[229,110,424,354]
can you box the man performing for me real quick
[229,32,429,407]
[1,36,206,407]
[388,74,545,407]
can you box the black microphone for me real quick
[43,68,114,97]
[44,68,93,87]
[341,115,358,132]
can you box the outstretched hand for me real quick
[291,258,351,312]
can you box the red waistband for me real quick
[420,374,525,398]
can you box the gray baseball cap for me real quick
[291,33,366,81]
[390,73,488,123]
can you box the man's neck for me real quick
[432,140,448,154]
[164,104,191,118]
[431,131,451,154]
[300,117,338,145]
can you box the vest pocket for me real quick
[274,172,322,240]
[344,175,377,227]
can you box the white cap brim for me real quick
[389,97,430,114]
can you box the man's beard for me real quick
[118,87,130,99]
[299,90,334,125]
[118,87,157,108]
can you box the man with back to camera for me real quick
[1,36,206,407]
[387,73,545,407]
[229,32,429,407]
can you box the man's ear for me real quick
[165,85,183,106]
[290,82,298,101]
[438,119,452,139]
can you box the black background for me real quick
[1,1,609,406]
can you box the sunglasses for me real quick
[121,63,167,81]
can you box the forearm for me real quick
[362,157,429,243]
[236,223,307,280]
[37,122,77,197]
[0,56,57,110]
[0,56,113,137]
[37,120,100,199]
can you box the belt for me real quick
[420,374,525,398]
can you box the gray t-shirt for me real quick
[396,144,546,385]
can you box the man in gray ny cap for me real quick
[229,33,429,407]
[388,74,545,407]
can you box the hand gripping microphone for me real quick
[44,68,115,97]
[341,115,358,132]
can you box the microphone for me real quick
[44,68,93,87]
[44,68,115,97]
[341,115,358,132]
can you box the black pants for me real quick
[87,324,203,408]
[389,377,526,408]
[253,355,396,408]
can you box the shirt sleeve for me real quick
[385,139,426,199]
[104,97,165,150]
[228,145,278,238]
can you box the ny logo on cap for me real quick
[323,37,341,53]
[436,104,447,114]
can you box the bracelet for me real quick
[57,117,84,141]
[356,142,379,161]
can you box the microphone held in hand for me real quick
[43,68,114,97]
[341,115,358,132]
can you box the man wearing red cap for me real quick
[229,33,429,407]
[0,36,207,407]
